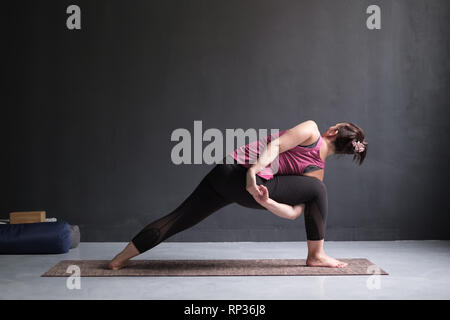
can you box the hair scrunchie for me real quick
[352,140,365,153]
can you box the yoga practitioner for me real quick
[109,120,368,269]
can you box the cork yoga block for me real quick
[9,211,46,224]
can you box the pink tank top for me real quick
[230,129,325,180]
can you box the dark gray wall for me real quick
[2,0,450,241]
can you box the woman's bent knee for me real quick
[309,178,327,199]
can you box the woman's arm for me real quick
[253,185,305,220]
[246,120,319,197]
[250,120,318,174]
[263,199,305,220]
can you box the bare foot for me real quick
[108,242,140,270]
[306,254,348,268]
[108,255,130,270]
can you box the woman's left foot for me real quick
[306,254,348,268]
[108,242,140,270]
[108,255,129,270]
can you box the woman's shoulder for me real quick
[293,120,320,132]
[290,120,321,144]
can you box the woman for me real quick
[109,120,368,269]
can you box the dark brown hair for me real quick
[333,122,368,165]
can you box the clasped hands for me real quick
[245,168,305,220]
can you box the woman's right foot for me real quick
[306,254,348,268]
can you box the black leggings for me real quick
[131,159,328,254]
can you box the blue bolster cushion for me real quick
[0,221,71,254]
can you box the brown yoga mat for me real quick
[42,258,388,277]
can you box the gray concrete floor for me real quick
[0,240,449,299]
